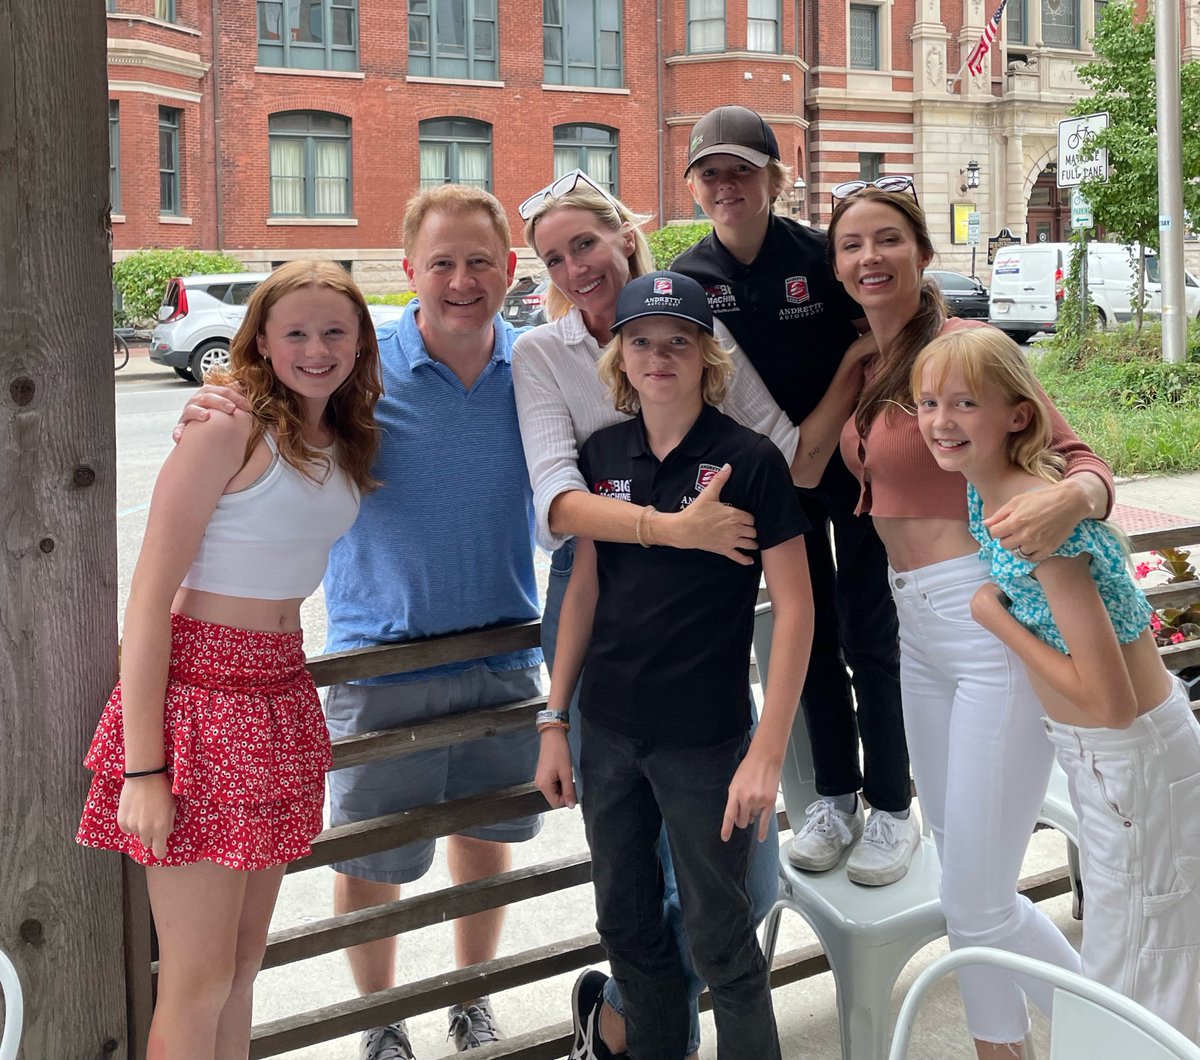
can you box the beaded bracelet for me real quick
[536,709,570,733]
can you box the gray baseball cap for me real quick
[686,105,781,172]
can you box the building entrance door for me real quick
[1026,164,1071,242]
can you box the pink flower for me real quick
[1150,612,1163,631]
[1135,562,1153,580]
[1170,631,1186,644]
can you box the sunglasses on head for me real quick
[831,175,919,207]
[518,168,619,221]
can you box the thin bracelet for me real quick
[537,720,570,734]
[635,505,656,548]
[123,765,168,779]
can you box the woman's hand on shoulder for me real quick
[172,382,252,444]
[843,329,878,368]
[983,477,1092,562]
[662,464,758,564]
[117,775,177,860]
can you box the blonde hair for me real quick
[403,184,511,258]
[685,158,791,203]
[523,186,655,321]
[597,324,733,414]
[911,327,1065,483]
[208,260,382,493]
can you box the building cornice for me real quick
[106,38,209,81]
[106,11,200,36]
[665,51,809,74]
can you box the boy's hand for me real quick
[117,775,177,860]
[970,582,1010,633]
[534,728,577,810]
[670,464,758,565]
[843,330,878,367]
[722,747,781,842]
[172,383,252,443]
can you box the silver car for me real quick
[150,271,407,383]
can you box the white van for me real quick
[988,242,1200,343]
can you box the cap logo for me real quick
[695,463,722,492]
[653,277,673,295]
[690,133,704,152]
[785,276,810,305]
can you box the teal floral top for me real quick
[967,484,1153,654]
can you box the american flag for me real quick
[966,0,1010,76]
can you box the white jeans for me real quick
[1044,677,1200,1041]
[890,553,1082,1043]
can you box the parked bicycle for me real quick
[113,330,130,371]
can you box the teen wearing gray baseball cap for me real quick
[686,104,781,172]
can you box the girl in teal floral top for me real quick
[911,325,1200,1040]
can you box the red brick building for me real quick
[107,0,1195,286]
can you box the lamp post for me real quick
[961,160,982,275]
[791,176,807,222]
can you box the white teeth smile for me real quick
[935,439,967,449]
[298,365,335,377]
[578,278,602,295]
[861,275,891,287]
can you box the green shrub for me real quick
[364,292,418,306]
[113,248,245,326]
[1033,323,1200,475]
[647,222,713,269]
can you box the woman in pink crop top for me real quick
[801,186,1114,1060]
[76,261,382,1059]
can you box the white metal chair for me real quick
[756,603,948,1060]
[888,946,1200,1060]
[0,947,24,1060]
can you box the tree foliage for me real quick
[1072,3,1200,256]
[113,247,245,326]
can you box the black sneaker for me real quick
[569,969,618,1060]
[448,997,503,1050]
[360,1020,415,1060]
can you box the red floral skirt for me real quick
[77,613,332,871]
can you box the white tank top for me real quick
[180,433,360,600]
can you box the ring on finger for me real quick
[1013,546,1033,561]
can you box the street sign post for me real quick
[1071,187,1093,229]
[1057,112,1109,189]
[967,211,981,276]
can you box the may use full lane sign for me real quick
[1057,112,1110,189]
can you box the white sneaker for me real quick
[787,797,864,871]
[846,807,921,886]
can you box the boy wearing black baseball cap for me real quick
[535,271,814,1060]
[675,106,920,887]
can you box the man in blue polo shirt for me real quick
[322,186,542,1059]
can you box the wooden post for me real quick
[0,2,127,1055]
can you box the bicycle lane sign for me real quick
[1057,112,1109,188]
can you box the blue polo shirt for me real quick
[323,300,542,682]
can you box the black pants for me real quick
[783,488,909,812]
[580,717,781,1060]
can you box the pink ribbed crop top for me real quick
[839,319,1113,519]
[180,434,360,600]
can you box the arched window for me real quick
[268,112,352,217]
[553,125,618,195]
[419,118,492,190]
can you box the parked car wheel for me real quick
[190,340,230,383]
[174,367,196,383]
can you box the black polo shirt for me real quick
[577,404,809,748]
[673,215,865,507]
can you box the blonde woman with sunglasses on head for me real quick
[808,184,1115,1060]
[511,170,867,1060]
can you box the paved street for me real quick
[112,348,1199,1059]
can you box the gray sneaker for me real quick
[787,796,864,872]
[846,807,921,886]
[360,1020,415,1060]
[448,997,503,1050]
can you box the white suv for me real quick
[150,271,407,383]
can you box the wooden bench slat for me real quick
[1143,579,1200,610]
[330,697,547,771]
[307,620,542,687]
[287,785,550,873]
[249,934,608,1057]
[1127,525,1200,553]
[263,855,591,969]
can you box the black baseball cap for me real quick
[612,272,714,335]
[686,105,781,172]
